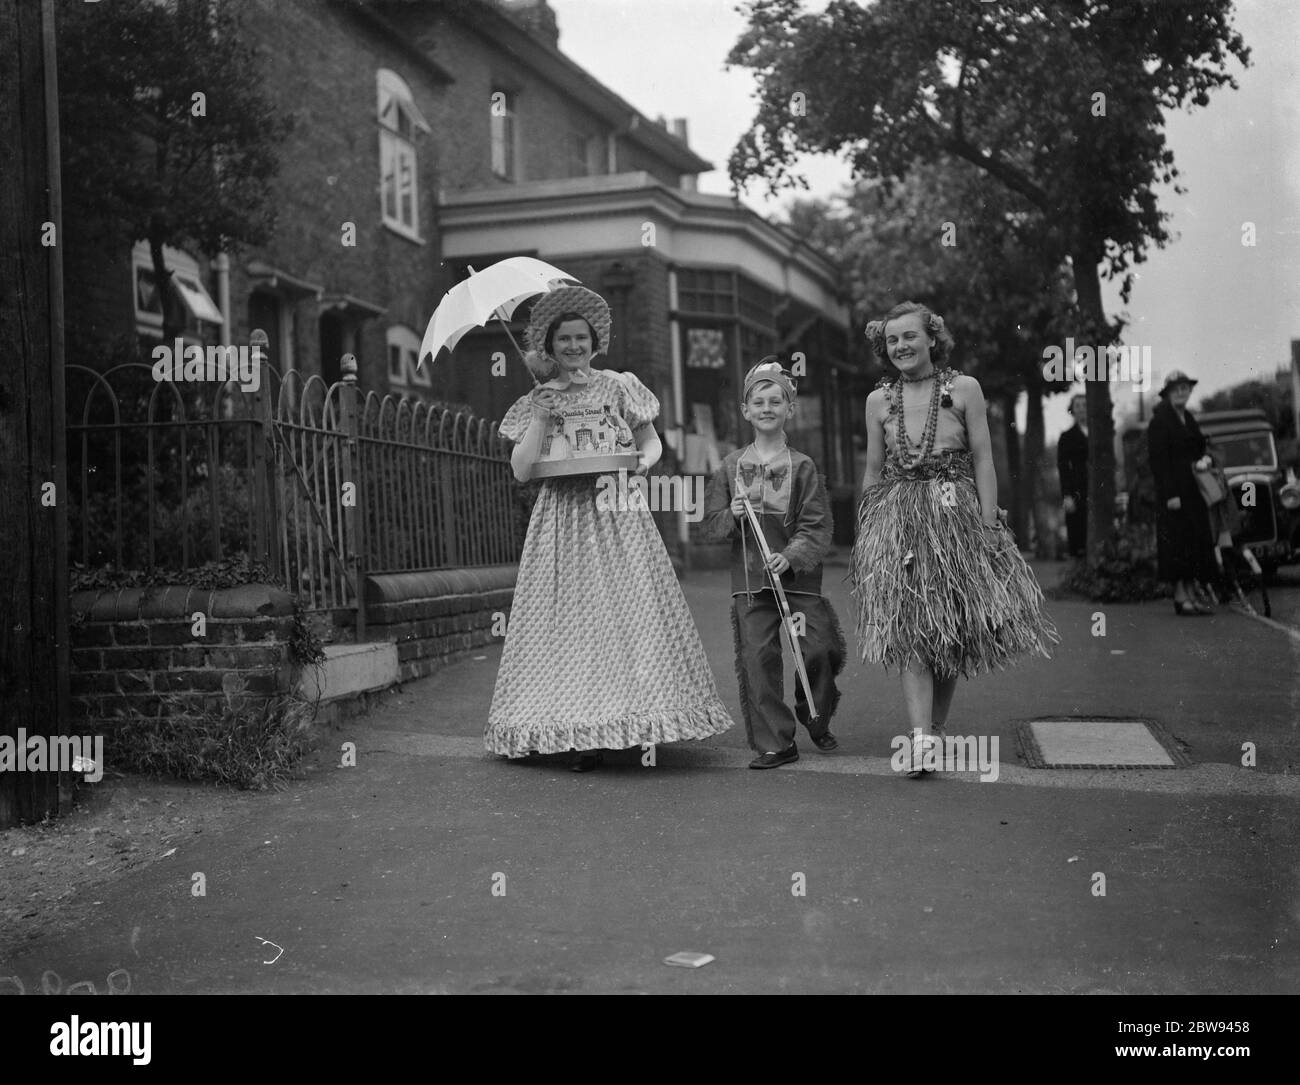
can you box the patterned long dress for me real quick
[485,369,735,756]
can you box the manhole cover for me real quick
[1016,718,1191,769]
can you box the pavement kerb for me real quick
[355,731,1300,798]
[1232,607,1300,644]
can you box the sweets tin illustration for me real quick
[531,403,640,478]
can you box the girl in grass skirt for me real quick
[850,302,1057,776]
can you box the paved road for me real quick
[375,557,1300,773]
[2,561,1297,994]
[1259,566,1300,632]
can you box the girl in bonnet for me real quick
[485,286,734,771]
[851,302,1057,776]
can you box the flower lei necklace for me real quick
[887,367,956,466]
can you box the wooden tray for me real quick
[529,453,642,479]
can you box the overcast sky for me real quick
[549,0,1299,437]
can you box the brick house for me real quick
[59,0,865,728]
[67,0,859,513]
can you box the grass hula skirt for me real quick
[850,449,1057,678]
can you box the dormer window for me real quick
[377,69,429,240]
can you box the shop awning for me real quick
[170,271,224,325]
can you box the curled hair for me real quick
[864,301,955,366]
[544,312,598,358]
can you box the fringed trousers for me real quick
[731,590,846,754]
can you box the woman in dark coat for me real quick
[1147,370,1217,614]
[1057,394,1089,557]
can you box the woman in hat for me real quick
[850,302,1057,776]
[485,286,734,770]
[1147,370,1218,615]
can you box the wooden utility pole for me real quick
[0,0,70,826]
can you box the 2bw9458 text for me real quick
[1117,1022,1250,1035]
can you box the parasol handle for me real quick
[491,309,539,386]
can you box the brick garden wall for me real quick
[364,566,516,682]
[69,585,298,731]
[68,570,519,727]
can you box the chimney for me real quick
[501,0,559,49]
[671,117,689,145]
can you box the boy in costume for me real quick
[702,358,846,769]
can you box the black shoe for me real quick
[569,751,604,773]
[810,731,838,752]
[749,745,799,770]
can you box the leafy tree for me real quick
[782,156,1075,549]
[728,0,1249,559]
[58,0,291,343]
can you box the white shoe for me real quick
[925,724,946,773]
[905,730,929,777]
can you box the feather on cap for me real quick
[743,358,797,401]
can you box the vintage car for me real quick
[1120,408,1300,577]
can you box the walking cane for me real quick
[736,482,819,722]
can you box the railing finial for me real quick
[249,327,269,358]
[341,353,357,383]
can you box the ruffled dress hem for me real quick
[485,701,734,757]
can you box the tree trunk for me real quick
[150,233,186,345]
[1001,389,1026,540]
[0,0,68,826]
[987,394,1013,527]
[1023,378,1051,559]
[1071,238,1117,563]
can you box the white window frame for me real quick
[386,324,429,389]
[490,88,518,180]
[377,69,429,242]
[585,133,603,176]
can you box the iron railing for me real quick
[66,340,522,637]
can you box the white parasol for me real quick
[417,257,579,378]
